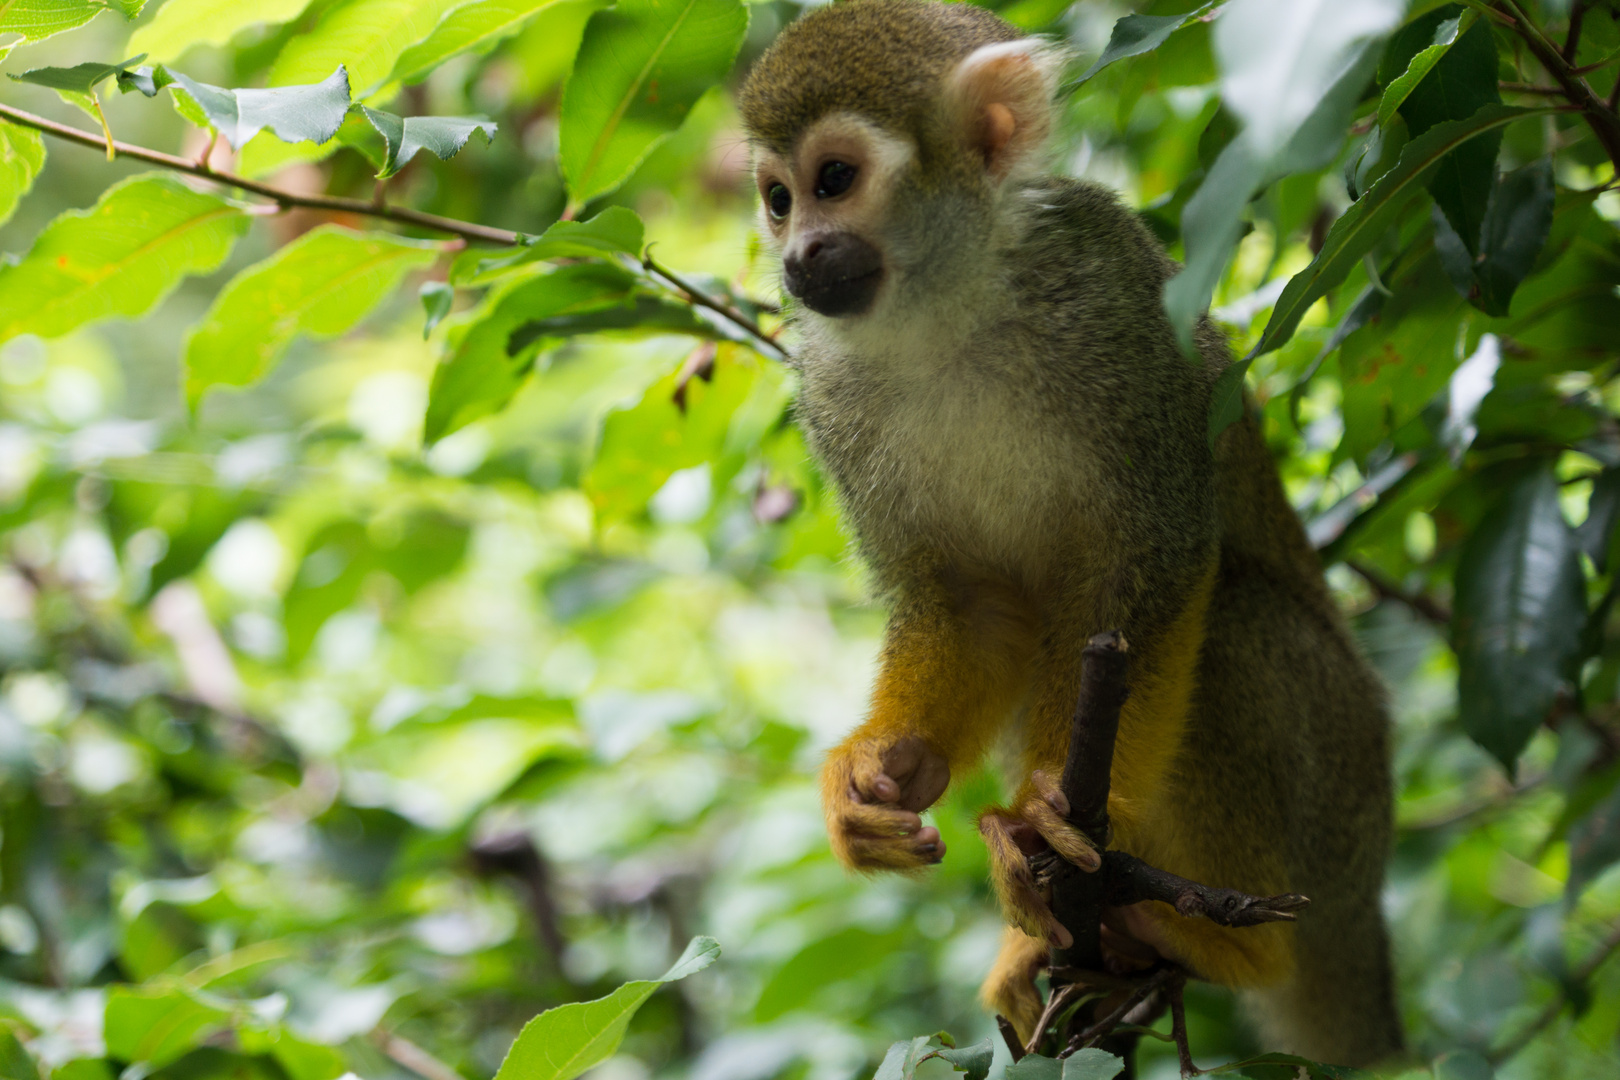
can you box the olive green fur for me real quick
[740,0,1401,1063]
[738,0,1021,155]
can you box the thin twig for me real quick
[1346,560,1452,626]
[1062,966,1179,1054]
[0,101,519,244]
[370,1030,467,1080]
[1563,0,1589,63]
[1170,975,1198,1078]
[642,252,789,361]
[997,1015,1026,1062]
[1494,0,1620,172]
[1024,981,1088,1057]
[1488,919,1620,1064]
[1501,82,1568,95]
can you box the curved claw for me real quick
[1176,889,1311,926]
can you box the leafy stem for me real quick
[0,100,783,360]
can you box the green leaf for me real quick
[1469,157,1555,316]
[493,936,719,1080]
[1382,4,1501,254]
[451,205,644,284]
[1566,782,1620,900]
[387,0,579,87]
[1250,104,1550,359]
[0,173,247,344]
[874,1036,941,1080]
[269,0,466,100]
[1376,9,1476,128]
[507,293,714,353]
[0,1025,38,1080]
[925,1038,994,1080]
[425,262,638,441]
[9,54,145,93]
[358,106,497,177]
[1061,1050,1125,1080]
[559,0,748,209]
[128,0,316,65]
[0,119,45,228]
[104,984,231,1067]
[1206,1053,1369,1078]
[1004,1055,1061,1080]
[163,66,353,149]
[1167,1,1401,353]
[184,225,439,406]
[1337,250,1468,464]
[1431,1051,1493,1080]
[1208,357,1252,446]
[755,926,900,1022]
[1065,11,1196,91]
[420,280,454,338]
[0,0,146,43]
[1452,463,1588,771]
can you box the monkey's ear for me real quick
[948,40,1059,180]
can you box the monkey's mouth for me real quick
[792,268,884,317]
[783,231,884,317]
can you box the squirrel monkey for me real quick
[738,0,1401,1066]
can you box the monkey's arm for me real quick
[822,569,1048,870]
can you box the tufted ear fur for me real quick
[948,39,1060,181]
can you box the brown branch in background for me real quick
[370,1029,467,1080]
[1346,560,1452,626]
[1169,977,1197,1078]
[469,831,570,964]
[997,1014,1026,1062]
[1488,918,1620,1064]
[1563,0,1589,63]
[0,102,784,357]
[1494,0,1620,172]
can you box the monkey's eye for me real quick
[767,183,792,219]
[815,161,858,199]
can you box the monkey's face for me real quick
[752,113,917,319]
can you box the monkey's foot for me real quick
[1101,851,1310,926]
[821,734,950,870]
[980,925,1048,1044]
[979,776,1102,948]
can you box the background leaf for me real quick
[0,118,45,227]
[0,0,144,43]
[0,173,246,343]
[127,0,317,65]
[386,0,579,87]
[493,936,718,1080]
[1452,463,1587,770]
[184,225,438,405]
[558,0,748,209]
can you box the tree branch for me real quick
[1346,560,1452,626]
[1494,0,1620,173]
[0,101,787,360]
[0,102,522,245]
[1488,918,1620,1064]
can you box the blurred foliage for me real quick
[0,1,1618,1079]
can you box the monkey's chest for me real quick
[803,375,1080,575]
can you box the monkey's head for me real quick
[738,0,1061,325]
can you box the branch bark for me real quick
[1494,0,1620,173]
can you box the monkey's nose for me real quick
[784,231,884,317]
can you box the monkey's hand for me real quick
[979,770,1102,947]
[821,734,950,870]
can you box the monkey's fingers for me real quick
[1020,772,1101,871]
[980,811,1072,948]
[834,800,945,868]
[841,736,950,812]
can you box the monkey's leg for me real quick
[823,572,1034,871]
[980,925,1049,1045]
